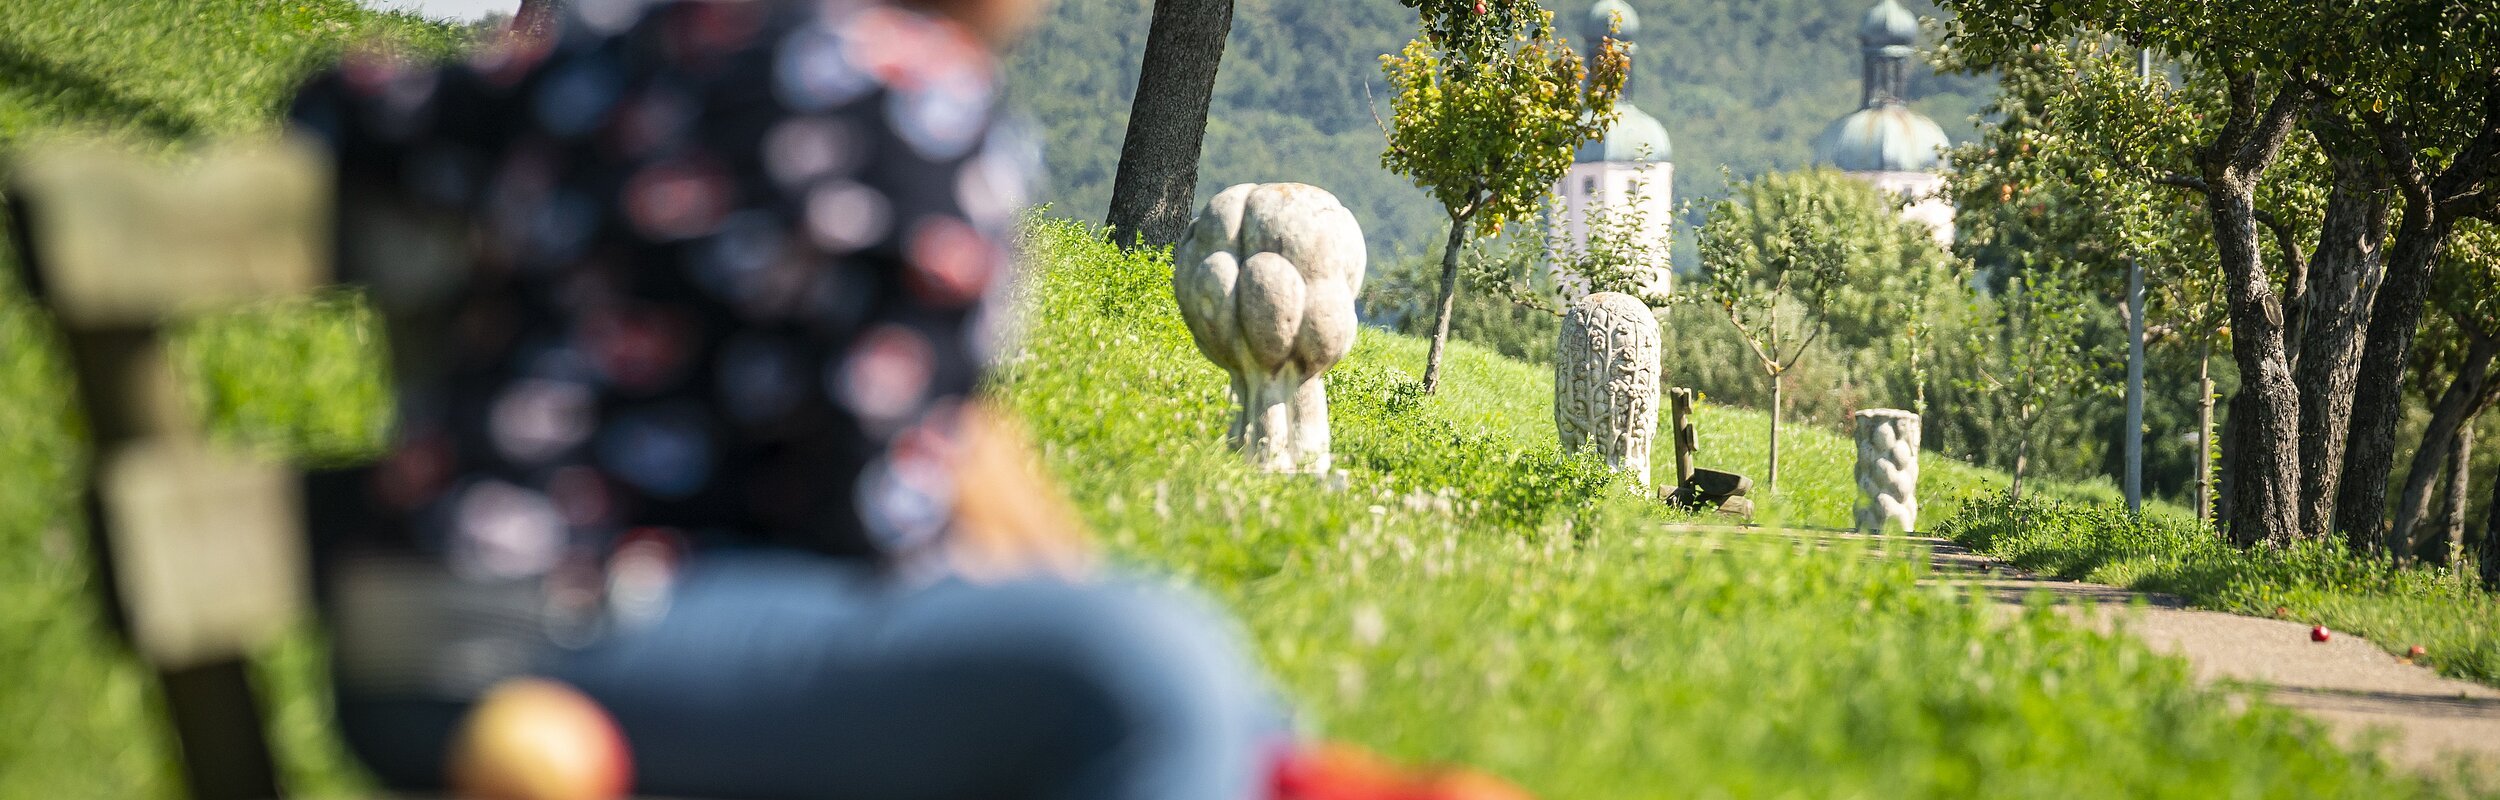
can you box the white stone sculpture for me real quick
[1853,409,1921,532]
[1554,292,1661,487]
[1173,183,1367,473]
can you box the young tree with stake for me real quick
[1694,177,1855,496]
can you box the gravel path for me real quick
[1666,524,2500,773]
[1922,536,2500,774]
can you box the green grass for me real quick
[1936,493,2500,689]
[0,0,2468,795]
[0,0,462,147]
[998,219,2454,797]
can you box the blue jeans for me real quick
[334,552,1276,800]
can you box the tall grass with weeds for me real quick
[995,217,2453,797]
[1936,493,2500,687]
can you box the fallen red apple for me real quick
[447,678,634,800]
[2311,625,2331,642]
[2272,606,2290,619]
[2410,644,2428,658]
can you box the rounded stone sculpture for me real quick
[1853,409,1921,532]
[1173,183,1367,473]
[1555,292,1661,487]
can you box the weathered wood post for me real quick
[1668,387,1697,488]
[8,139,330,800]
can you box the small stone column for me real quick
[1555,292,1661,487]
[1853,409,1921,532]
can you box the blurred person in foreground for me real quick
[291,0,1536,797]
[290,0,1275,797]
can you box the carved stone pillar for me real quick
[1854,409,1921,532]
[1555,292,1660,486]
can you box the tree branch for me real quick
[1723,303,1780,376]
[2370,110,2435,205]
[2436,68,2500,217]
[2150,172,2307,269]
[2239,76,2311,172]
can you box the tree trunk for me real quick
[2292,152,2391,536]
[1420,216,1469,393]
[2205,181,2305,546]
[2481,458,2500,590]
[2218,382,2247,536]
[2335,210,2458,549]
[1103,0,1236,250]
[2197,342,2216,525]
[1769,373,1784,496]
[2432,426,2474,566]
[2388,336,2499,554]
[2011,423,2030,501]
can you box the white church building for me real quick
[1545,0,1674,303]
[1547,0,1955,300]
[1814,0,1956,246]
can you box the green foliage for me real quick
[1692,171,1848,370]
[1465,190,1677,317]
[1937,493,2500,688]
[1960,270,2119,496]
[1004,0,1997,265]
[1379,1,1625,231]
[1694,169,1925,491]
[1371,251,1564,364]
[1938,41,2259,508]
[1698,169,1948,352]
[0,0,463,147]
[1002,216,2450,797]
[2431,221,2500,342]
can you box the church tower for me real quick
[1814,0,1955,245]
[1548,0,1674,302]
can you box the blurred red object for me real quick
[1272,743,1535,800]
[448,679,634,800]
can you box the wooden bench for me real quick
[9,137,332,800]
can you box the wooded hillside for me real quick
[1004,0,1995,262]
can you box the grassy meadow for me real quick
[997,220,2452,797]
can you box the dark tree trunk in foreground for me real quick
[2218,384,2250,533]
[1105,0,1236,249]
[2293,151,2391,538]
[2201,73,2309,547]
